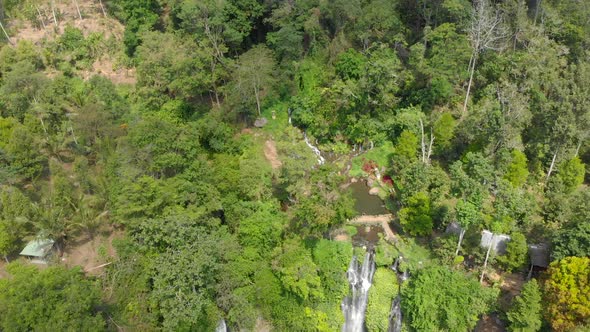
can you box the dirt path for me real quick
[349,214,397,241]
[264,140,282,169]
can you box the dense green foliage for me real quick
[0,263,104,331]
[402,266,498,332]
[0,0,588,330]
[365,268,398,332]
[507,279,543,332]
[543,257,590,332]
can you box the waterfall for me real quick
[388,257,409,332]
[342,252,375,332]
[304,132,325,165]
[215,319,227,332]
[388,296,402,332]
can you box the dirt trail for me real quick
[264,140,282,169]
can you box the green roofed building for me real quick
[19,239,55,263]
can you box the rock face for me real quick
[369,187,380,195]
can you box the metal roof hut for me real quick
[527,243,550,279]
[480,230,511,255]
[19,239,55,264]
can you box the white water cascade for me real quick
[215,319,227,332]
[388,296,402,332]
[387,257,410,332]
[342,252,376,332]
[304,132,325,165]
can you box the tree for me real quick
[228,45,276,117]
[507,279,543,332]
[135,31,210,110]
[5,125,46,180]
[394,130,419,163]
[455,199,481,255]
[504,150,529,187]
[543,257,590,332]
[272,238,323,301]
[497,232,528,272]
[402,266,498,332]
[552,222,590,261]
[0,263,105,331]
[557,157,585,192]
[462,0,506,116]
[399,192,433,236]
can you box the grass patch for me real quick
[260,101,290,137]
[395,237,433,273]
[344,225,358,237]
[349,141,395,178]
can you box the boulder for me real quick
[369,187,380,195]
[254,117,268,127]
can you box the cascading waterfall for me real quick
[388,296,402,332]
[304,132,325,165]
[387,257,409,332]
[215,319,227,332]
[342,252,376,332]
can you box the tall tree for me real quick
[507,279,543,332]
[228,45,276,118]
[543,257,590,332]
[462,0,506,116]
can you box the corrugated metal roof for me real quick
[529,243,550,268]
[480,230,511,255]
[19,239,55,258]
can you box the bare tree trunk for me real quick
[574,142,582,157]
[4,256,8,263]
[480,234,494,283]
[534,0,542,25]
[462,52,477,116]
[98,0,107,17]
[420,118,426,163]
[0,20,13,45]
[51,1,58,27]
[36,6,46,29]
[545,150,558,183]
[455,228,466,256]
[427,128,434,163]
[73,0,82,19]
[254,86,261,117]
[70,122,78,145]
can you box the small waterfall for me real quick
[342,252,376,332]
[215,319,227,332]
[388,257,408,332]
[388,296,402,332]
[304,132,325,165]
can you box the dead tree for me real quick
[420,118,434,164]
[72,0,82,20]
[462,0,507,117]
[51,0,58,27]
[36,5,46,29]
[98,0,107,17]
[0,20,13,45]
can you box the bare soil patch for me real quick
[264,140,282,169]
[62,227,122,275]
